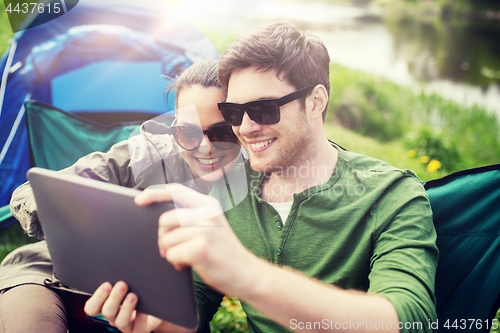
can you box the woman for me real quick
[0,60,241,333]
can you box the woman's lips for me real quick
[194,155,225,171]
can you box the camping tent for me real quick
[0,0,219,227]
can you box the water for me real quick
[169,0,500,117]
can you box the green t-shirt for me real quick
[196,145,438,333]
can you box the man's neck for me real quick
[261,142,338,203]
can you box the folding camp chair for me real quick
[24,100,145,171]
[425,164,500,332]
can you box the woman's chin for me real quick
[197,168,225,183]
[191,151,243,184]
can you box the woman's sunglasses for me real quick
[171,123,239,151]
[217,84,316,126]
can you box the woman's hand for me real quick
[84,281,162,333]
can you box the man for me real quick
[85,22,438,333]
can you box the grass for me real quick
[327,63,500,174]
[325,121,450,181]
[0,223,37,260]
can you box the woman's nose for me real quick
[197,134,214,155]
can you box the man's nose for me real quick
[238,112,263,136]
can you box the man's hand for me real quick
[84,281,162,333]
[135,185,261,297]
[134,185,402,333]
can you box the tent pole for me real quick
[0,40,18,119]
[0,93,31,166]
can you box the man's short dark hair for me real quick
[218,22,330,118]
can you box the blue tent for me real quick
[0,0,219,227]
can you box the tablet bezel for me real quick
[27,167,198,329]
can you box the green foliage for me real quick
[492,311,500,333]
[0,1,15,54]
[196,25,238,55]
[373,0,500,17]
[324,122,449,181]
[0,223,37,260]
[404,125,461,172]
[382,13,500,88]
[210,297,248,333]
[327,63,500,172]
[328,63,411,142]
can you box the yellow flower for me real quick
[420,155,429,163]
[407,150,417,157]
[427,159,442,172]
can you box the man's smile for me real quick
[248,138,276,152]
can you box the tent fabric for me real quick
[0,205,13,228]
[21,24,188,112]
[0,0,219,222]
[425,164,500,332]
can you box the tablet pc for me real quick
[27,167,198,329]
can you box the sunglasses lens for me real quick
[208,126,239,150]
[174,126,202,150]
[219,105,244,126]
[219,101,280,126]
[173,125,238,150]
[247,101,280,125]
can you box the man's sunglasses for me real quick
[171,123,239,151]
[217,84,317,126]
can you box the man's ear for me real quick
[307,85,328,121]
